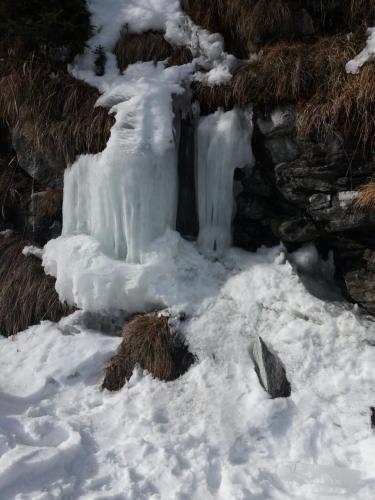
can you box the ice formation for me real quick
[63,63,185,263]
[44,0,253,305]
[195,108,254,256]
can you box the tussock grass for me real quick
[115,31,174,72]
[0,234,73,337]
[102,315,196,391]
[0,61,115,164]
[115,31,193,72]
[354,182,375,211]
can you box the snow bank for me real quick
[196,108,254,256]
[346,27,375,74]
[2,247,375,498]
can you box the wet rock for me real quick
[251,336,291,399]
[26,189,63,244]
[12,129,65,188]
[277,218,320,243]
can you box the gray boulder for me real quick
[251,336,291,399]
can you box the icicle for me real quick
[195,108,254,257]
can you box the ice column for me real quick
[62,87,178,263]
[195,108,254,256]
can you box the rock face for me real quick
[0,125,64,245]
[234,104,375,313]
[12,129,66,189]
[252,336,291,399]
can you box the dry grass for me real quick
[115,31,174,72]
[181,0,292,53]
[297,34,375,156]
[0,61,115,164]
[115,31,193,72]
[102,315,196,391]
[166,46,193,67]
[0,234,73,337]
[30,189,63,218]
[354,182,375,211]
[181,0,374,55]
[194,32,375,157]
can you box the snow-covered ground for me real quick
[1,241,375,499]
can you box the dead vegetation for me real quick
[0,60,115,165]
[354,182,375,211]
[193,31,375,157]
[102,315,196,391]
[181,0,375,55]
[0,233,73,337]
[115,31,174,72]
[115,30,193,72]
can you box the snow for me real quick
[2,245,375,499]
[22,246,44,260]
[345,27,375,74]
[196,109,254,256]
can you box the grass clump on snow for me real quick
[0,234,73,337]
[102,315,196,391]
[114,30,192,72]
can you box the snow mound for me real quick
[2,247,375,498]
[346,27,375,74]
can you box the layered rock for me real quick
[234,104,375,312]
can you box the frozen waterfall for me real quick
[195,108,254,257]
[62,64,181,264]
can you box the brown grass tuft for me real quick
[115,31,173,72]
[0,234,73,337]
[0,61,115,165]
[166,46,193,67]
[354,182,375,211]
[115,30,193,72]
[102,315,196,391]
